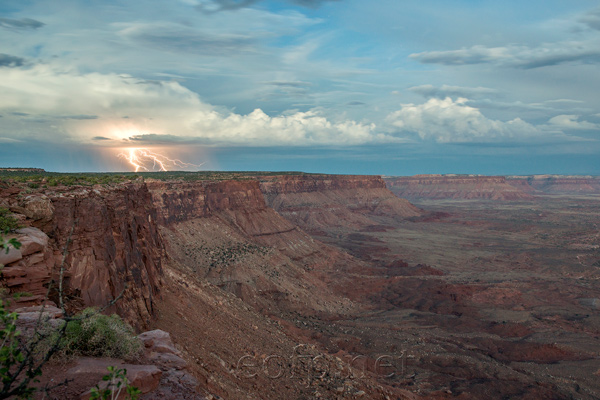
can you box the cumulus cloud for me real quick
[0,17,44,30]
[410,41,600,69]
[409,84,499,99]
[547,115,599,130]
[0,63,388,146]
[386,97,553,143]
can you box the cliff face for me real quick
[260,175,422,230]
[507,176,600,194]
[50,184,164,326]
[147,178,359,314]
[384,175,534,200]
[3,176,379,322]
[1,174,418,322]
[147,180,266,225]
[1,184,164,327]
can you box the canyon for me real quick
[1,172,599,399]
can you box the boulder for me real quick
[74,359,162,399]
[16,227,49,256]
[21,195,54,221]
[0,246,22,266]
[138,329,182,355]
[122,364,162,394]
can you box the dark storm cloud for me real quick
[126,133,212,145]
[580,7,600,31]
[92,136,111,141]
[0,54,25,67]
[123,26,255,55]
[0,17,45,30]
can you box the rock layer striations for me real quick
[385,175,534,200]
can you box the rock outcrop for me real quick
[384,175,534,200]
[72,329,201,400]
[0,227,54,306]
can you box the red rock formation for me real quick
[0,227,53,306]
[384,175,534,200]
[147,178,361,314]
[147,179,266,224]
[1,183,164,327]
[48,184,164,327]
[260,174,422,230]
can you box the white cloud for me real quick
[547,114,599,130]
[0,63,390,146]
[386,97,555,143]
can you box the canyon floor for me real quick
[296,194,600,399]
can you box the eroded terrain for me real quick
[301,194,600,399]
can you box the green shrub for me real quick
[0,208,20,233]
[53,309,142,360]
[90,366,141,400]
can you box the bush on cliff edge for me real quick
[0,208,20,233]
[50,308,142,360]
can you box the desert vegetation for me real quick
[0,170,315,189]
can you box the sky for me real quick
[1,0,600,174]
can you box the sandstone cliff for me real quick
[147,178,360,315]
[2,176,392,322]
[260,174,422,230]
[1,183,164,327]
[384,175,534,200]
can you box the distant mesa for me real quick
[0,167,46,173]
[384,174,534,201]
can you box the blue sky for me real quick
[1,0,599,174]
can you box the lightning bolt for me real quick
[117,148,204,172]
